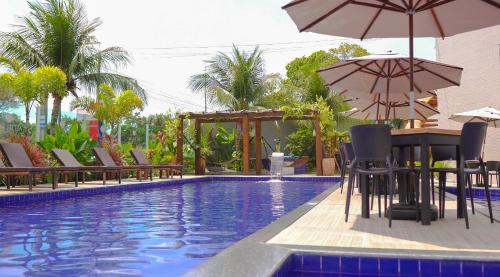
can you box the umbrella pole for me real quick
[409,6,415,128]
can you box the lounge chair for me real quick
[130,149,183,179]
[51,148,114,186]
[92,147,151,183]
[0,143,69,191]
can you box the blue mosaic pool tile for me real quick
[484,261,500,277]
[321,255,340,273]
[302,254,321,272]
[441,259,461,276]
[341,256,359,274]
[400,258,419,276]
[462,260,483,277]
[360,257,378,275]
[420,259,440,276]
[379,258,397,276]
[291,253,303,271]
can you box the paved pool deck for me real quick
[267,187,500,254]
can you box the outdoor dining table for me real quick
[359,128,462,225]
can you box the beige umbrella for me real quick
[318,54,462,105]
[345,97,439,121]
[283,0,500,123]
[450,107,500,127]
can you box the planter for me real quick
[322,157,337,176]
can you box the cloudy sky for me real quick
[1,0,436,116]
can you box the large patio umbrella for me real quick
[317,54,462,111]
[283,0,500,123]
[450,107,500,127]
[345,97,438,121]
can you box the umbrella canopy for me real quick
[282,0,500,39]
[318,54,462,102]
[283,0,500,122]
[450,107,500,127]
[345,98,438,121]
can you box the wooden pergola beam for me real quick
[194,119,202,175]
[314,113,323,175]
[242,114,250,175]
[176,118,184,164]
[255,120,262,175]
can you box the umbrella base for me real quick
[389,203,438,221]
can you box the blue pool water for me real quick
[0,180,335,276]
[446,187,500,212]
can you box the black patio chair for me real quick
[486,161,500,188]
[345,124,410,228]
[430,122,493,228]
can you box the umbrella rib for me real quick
[318,60,357,72]
[428,1,446,39]
[481,0,500,9]
[360,4,385,40]
[374,0,407,11]
[415,64,460,86]
[299,1,351,32]
[328,60,377,86]
[351,1,406,12]
[394,60,424,93]
[415,108,428,120]
[416,0,456,12]
[399,0,410,9]
[282,0,310,9]
[415,100,439,113]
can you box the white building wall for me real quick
[436,25,500,160]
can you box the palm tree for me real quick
[0,0,146,133]
[188,45,274,111]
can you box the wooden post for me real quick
[194,119,202,175]
[314,113,323,176]
[176,116,184,164]
[255,120,262,175]
[242,114,250,175]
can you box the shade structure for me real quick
[283,0,500,122]
[282,0,500,39]
[344,98,438,121]
[450,107,500,127]
[318,54,462,103]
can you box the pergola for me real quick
[176,109,323,176]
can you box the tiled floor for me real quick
[268,187,500,254]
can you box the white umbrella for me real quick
[283,0,500,124]
[345,97,438,121]
[450,107,500,127]
[318,53,462,105]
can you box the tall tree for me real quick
[0,0,146,133]
[188,45,277,111]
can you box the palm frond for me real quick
[77,72,147,102]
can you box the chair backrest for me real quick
[52,149,82,167]
[344,143,355,162]
[350,124,392,163]
[130,149,151,165]
[93,147,118,167]
[431,146,456,163]
[0,143,34,168]
[460,122,487,161]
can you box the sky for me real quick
[0,0,436,117]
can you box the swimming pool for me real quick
[0,178,336,276]
[446,187,500,212]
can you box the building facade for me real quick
[436,25,500,160]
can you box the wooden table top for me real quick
[392,128,461,136]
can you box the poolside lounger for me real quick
[51,148,116,186]
[0,143,72,191]
[92,147,151,183]
[130,149,183,179]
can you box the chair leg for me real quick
[388,172,395,228]
[459,171,469,229]
[377,177,382,218]
[75,171,79,187]
[340,161,346,193]
[414,172,420,222]
[467,174,475,215]
[371,176,375,211]
[483,169,494,223]
[344,170,355,222]
[103,171,107,185]
[431,174,435,205]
